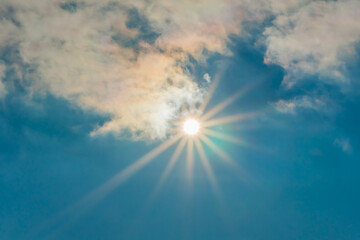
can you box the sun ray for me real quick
[32,134,184,239]
[199,134,251,182]
[150,137,187,200]
[200,92,242,122]
[200,80,257,122]
[202,111,257,128]
[202,128,259,152]
[202,128,246,145]
[198,73,221,114]
[199,134,237,166]
[61,134,182,215]
[194,138,221,198]
[186,138,194,185]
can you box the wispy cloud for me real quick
[334,138,352,153]
[273,96,325,114]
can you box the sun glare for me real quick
[183,119,200,135]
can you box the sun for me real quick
[183,119,200,135]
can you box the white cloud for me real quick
[273,96,325,114]
[264,0,360,86]
[334,138,352,153]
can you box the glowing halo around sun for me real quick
[183,119,200,135]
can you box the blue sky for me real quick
[1,1,360,240]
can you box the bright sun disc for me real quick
[183,119,200,135]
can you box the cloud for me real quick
[334,138,352,153]
[0,0,358,140]
[263,0,360,86]
[0,0,262,140]
[203,73,211,83]
[0,63,7,98]
[273,96,325,114]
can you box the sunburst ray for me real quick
[150,138,187,199]
[202,111,257,128]
[200,92,241,121]
[202,128,246,145]
[199,134,251,182]
[199,134,236,166]
[186,138,194,185]
[200,82,255,121]
[198,73,221,114]
[66,134,182,213]
[194,138,221,198]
